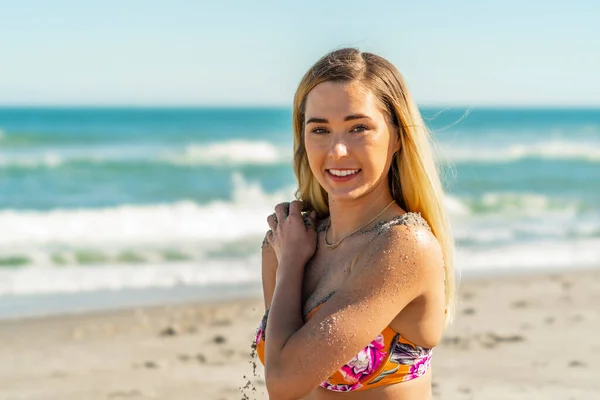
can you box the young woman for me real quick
[254,48,455,399]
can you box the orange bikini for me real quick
[255,292,432,392]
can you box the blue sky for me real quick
[0,1,598,106]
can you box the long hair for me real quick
[292,48,456,324]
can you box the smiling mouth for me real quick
[326,169,361,178]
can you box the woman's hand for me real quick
[266,200,317,266]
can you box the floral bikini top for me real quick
[254,212,435,393]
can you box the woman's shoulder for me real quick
[354,211,434,247]
[343,212,443,313]
[372,211,432,235]
[357,211,442,275]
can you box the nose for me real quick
[329,137,348,160]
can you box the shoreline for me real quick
[2,264,599,322]
[0,281,264,321]
[0,268,599,399]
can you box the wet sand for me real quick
[0,269,598,399]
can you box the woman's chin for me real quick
[324,181,389,204]
[325,188,365,202]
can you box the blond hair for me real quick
[292,48,456,324]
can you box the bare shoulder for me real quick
[353,213,444,292]
[375,212,441,258]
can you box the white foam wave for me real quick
[445,195,471,216]
[456,238,600,271]
[442,140,600,163]
[159,140,292,166]
[0,173,294,249]
[2,237,598,297]
[0,181,590,254]
[0,153,64,168]
[447,192,583,216]
[0,149,126,169]
[448,192,598,245]
[3,138,598,169]
[0,258,261,296]
[0,175,597,298]
[0,140,291,169]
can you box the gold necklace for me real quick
[324,200,396,250]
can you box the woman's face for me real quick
[304,80,400,203]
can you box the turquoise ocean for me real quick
[1,107,599,318]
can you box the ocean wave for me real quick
[0,173,295,249]
[2,237,599,296]
[447,193,598,245]
[0,173,598,296]
[0,175,592,250]
[453,192,584,215]
[456,238,600,271]
[2,138,600,171]
[0,140,293,170]
[442,140,600,163]
[0,153,65,169]
[158,141,292,166]
[0,259,260,296]
[0,146,142,170]
[452,213,600,246]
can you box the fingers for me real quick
[288,200,302,218]
[274,202,290,225]
[309,210,317,226]
[267,213,277,231]
[302,213,313,229]
[265,229,274,245]
[262,231,272,249]
[270,201,309,229]
[302,209,318,230]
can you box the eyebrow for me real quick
[305,114,372,124]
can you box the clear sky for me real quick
[1,0,598,107]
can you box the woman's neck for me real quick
[327,187,397,243]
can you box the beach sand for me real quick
[0,269,598,400]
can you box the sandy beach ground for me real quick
[0,269,598,400]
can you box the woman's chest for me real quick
[301,244,363,317]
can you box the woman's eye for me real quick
[310,127,328,134]
[351,124,369,133]
[309,125,368,134]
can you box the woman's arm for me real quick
[265,223,443,399]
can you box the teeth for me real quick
[329,169,359,177]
